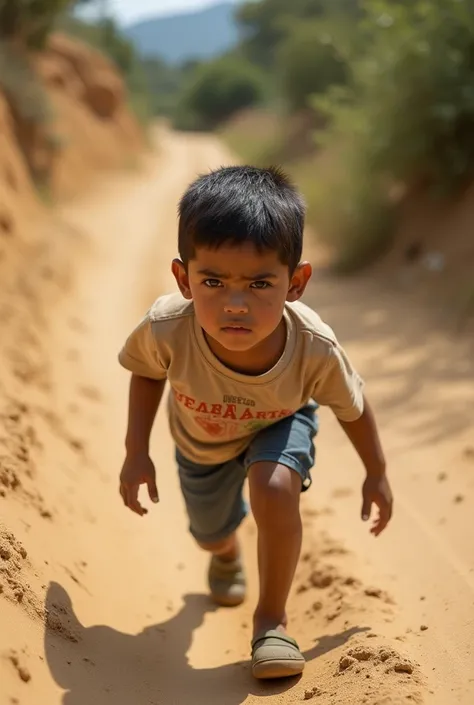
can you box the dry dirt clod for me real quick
[303,686,322,699]
[394,661,414,675]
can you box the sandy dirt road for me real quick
[1,126,473,705]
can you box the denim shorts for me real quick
[175,401,318,544]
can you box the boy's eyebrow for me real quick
[197,268,228,278]
[197,268,278,280]
[243,272,278,281]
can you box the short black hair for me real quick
[178,165,305,272]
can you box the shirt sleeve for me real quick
[118,315,168,380]
[311,342,365,421]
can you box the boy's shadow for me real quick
[44,582,369,705]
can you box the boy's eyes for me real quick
[202,279,272,289]
[250,280,272,289]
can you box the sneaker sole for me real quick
[252,657,305,679]
[210,591,246,607]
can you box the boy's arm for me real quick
[125,373,166,454]
[337,395,393,536]
[311,339,392,536]
[120,374,166,516]
[118,313,169,516]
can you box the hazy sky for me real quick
[79,0,232,26]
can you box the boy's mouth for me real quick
[221,324,252,335]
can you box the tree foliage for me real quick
[237,0,360,67]
[174,56,266,130]
[316,0,474,190]
[0,0,74,48]
[303,0,474,271]
[278,20,348,112]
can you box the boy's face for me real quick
[172,243,312,356]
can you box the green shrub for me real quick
[173,56,266,131]
[0,0,71,49]
[0,42,53,125]
[306,0,474,270]
[278,20,349,112]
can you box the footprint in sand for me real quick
[332,487,353,499]
[78,384,102,403]
[7,650,31,683]
[68,317,88,333]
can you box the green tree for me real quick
[307,0,474,272]
[319,0,474,190]
[174,56,266,130]
[0,0,74,48]
[237,0,360,68]
[278,20,349,111]
[139,57,195,116]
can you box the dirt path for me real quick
[1,125,473,705]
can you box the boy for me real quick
[118,166,393,680]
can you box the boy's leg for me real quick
[248,461,302,636]
[175,449,248,606]
[196,531,246,607]
[195,533,239,561]
[244,402,318,678]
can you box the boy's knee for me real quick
[248,461,301,525]
[196,533,235,555]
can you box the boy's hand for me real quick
[361,474,393,536]
[119,452,159,516]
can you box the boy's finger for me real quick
[126,484,147,516]
[119,484,127,506]
[371,502,392,536]
[372,518,388,536]
[146,478,159,504]
[361,495,372,522]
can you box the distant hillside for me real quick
[125,2,241,64]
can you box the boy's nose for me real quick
[224,295,248,314]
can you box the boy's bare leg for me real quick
[197,533,240,561]
[198,533,246,607]
[248,461,302,637]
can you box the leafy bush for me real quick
[174,56,266,130]
[0,42,53,125]
[237,0,361,68]
[278,20,348,112]
[306,0,474,270]
[318,1,474,189]
[0,0,71,48]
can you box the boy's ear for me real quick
[172,258,192,299]
[286,261,312,302]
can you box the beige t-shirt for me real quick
[118,293,364,464]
